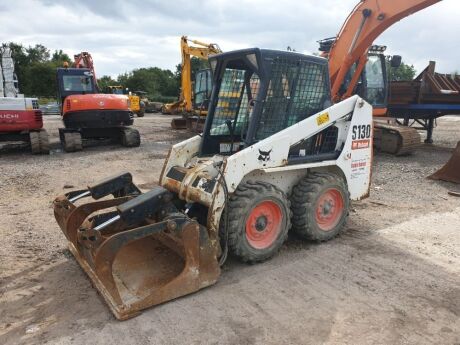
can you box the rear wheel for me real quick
[290,172,349,241]
[121,128,141,147]
[225,181,290,263]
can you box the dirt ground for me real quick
[0,114,459,345]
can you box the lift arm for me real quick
[328,0,442,102]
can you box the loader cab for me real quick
[200,48,331,156]
[56,68,97,106]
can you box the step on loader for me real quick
[53,48,373,319]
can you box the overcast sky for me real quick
[0,0,458,77]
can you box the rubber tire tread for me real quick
[290,172,349,242]
[225,180,291,263]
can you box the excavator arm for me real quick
[163,36,222,115]
[73,52,98,91]
[328,0,442,102]
[180,36,222,112]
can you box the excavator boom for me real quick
[162,36,222,122]
[73,52,98,91]
[324,0,442,155]
[328,0,441,102]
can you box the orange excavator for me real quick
[56,52,140,152]
[321,0,442,155]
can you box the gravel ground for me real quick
[0,114,459,345]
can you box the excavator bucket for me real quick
[53,172,220,320]
[428,141,460,184]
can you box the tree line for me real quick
[1,42,199,102]
[2,42,420,102]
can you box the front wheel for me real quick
[224,181,291,263]
[290,172,349,241]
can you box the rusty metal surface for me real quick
[428,141,460,184]
[53,191,220,320]
[390,61,460,105]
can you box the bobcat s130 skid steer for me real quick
[53,48,373,320]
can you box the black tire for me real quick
[121,128,141,147]
[224,181,291,263]
[38,129,50,154]
[290,172,349,242]
[137,110,145,118]
[29,131,40,154]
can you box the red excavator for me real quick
[0,46,49,154]
[321,0,442,155]
[56,52,140,152]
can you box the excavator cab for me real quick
[193,69,212,112]
[56,68,97,104]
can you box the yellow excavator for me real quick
[162,36,222,130]
[105,85,145,117]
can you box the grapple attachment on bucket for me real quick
[53,172,220,320]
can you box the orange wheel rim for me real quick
[245,201,283,249]
[315,188,344,232]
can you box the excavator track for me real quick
[373,121,421,156]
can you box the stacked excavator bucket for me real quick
[53,173,220,320]
[428,141,460,184]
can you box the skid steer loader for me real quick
[53,48,373,320]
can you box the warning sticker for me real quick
[316,112,330,126]
[352,139,370,150]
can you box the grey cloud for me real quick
[1,0,459,76]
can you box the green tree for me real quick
[388,60,417,81]
[51,50,71,65]
[26,44,50,63]
[98,75,118,92]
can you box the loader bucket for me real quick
[428,141,460,184]
[53,173,220,320]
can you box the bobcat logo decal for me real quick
[258,149,272,162]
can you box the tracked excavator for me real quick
[162,36,222,130]
[321,0,442,155]
[57,52,140,152]
[54,48,374,319]
[0,46,49,154]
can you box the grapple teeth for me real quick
[53,183,220,320]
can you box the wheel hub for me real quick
[315,188,344,232]
[245,201,283,249]
[255,215,268,231]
